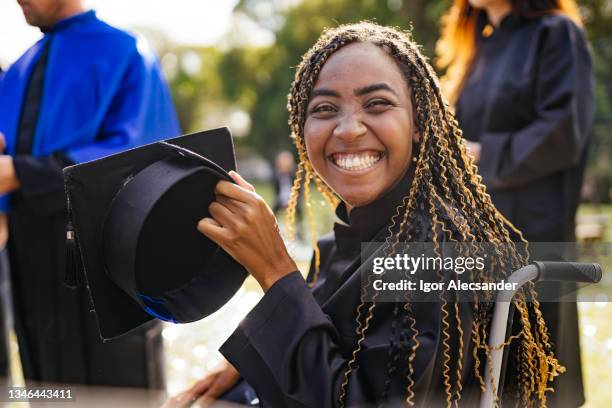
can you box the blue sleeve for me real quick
[0,195,10,213]
[65,45,180,164]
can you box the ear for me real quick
[412,130,421,144]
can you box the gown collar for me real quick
[333,165,415,253]
[43,10,97,34]
[477,10,522,40]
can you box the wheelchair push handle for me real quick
[480,260,603,408]
[533,261,602,284]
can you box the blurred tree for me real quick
[580,0,612,202]
[169,0,611,200]
[220,0,451,157]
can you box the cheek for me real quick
[373,118,414,166]
[303,120,329,169]
[388,143,412,181]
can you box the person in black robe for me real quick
[165,22,564,407]
[0,0,179,387]
[437,1,594,406]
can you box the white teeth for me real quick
[333,152,381,171]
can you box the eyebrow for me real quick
[354,83,398,97]
[310,88,340,98]
[310,83,398,99]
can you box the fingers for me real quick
[162,387,202,408]
[194,395,215,408]
[229,170,255,192]
[216,194,247,214]
[0,214,8,250]
[194,380,227,408]
[190,376,215,396]
[197,217,229,244]
[214,180,254,203]
[208,201,237,229]
[163,375,216,408]
[215,171,256,203]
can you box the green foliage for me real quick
[223,0,450,157]
[580,1,612,201]
[167,0,612,199]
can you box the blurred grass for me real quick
[578,204,612,242]
[575,205,612,407]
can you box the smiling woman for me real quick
[166,22,562,408]
[303,42,417,210]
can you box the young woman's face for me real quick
[303,42,418,210]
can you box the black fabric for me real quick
[7,202,165,387]
[104,155,246,324]
[220,170,480,407]
[6,33,164,387]
[0,250,8,381]
[64,128,243,339]
[16,36,50,155]
[455,12,593,408]
[455,12,594,239]
[12,153,73,216]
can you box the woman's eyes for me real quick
[365,99,393,111]
[310,104,337,115]
[308,98,394,117]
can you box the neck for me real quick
[484,1,512,27]
[48,2,86,28]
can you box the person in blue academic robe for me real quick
[0,0,180,387]
[0,66,6,383]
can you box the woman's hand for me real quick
[161,360,240,408]
[197,171,297,292]
[0,214,8,249]
[0,133,19,195]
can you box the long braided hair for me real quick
[285,22,563,407]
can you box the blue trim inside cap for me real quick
[139,294,178,323]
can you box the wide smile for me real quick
[329,150,384,173]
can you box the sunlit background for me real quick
[1,0,612,406]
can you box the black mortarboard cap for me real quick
[63,127,248,340]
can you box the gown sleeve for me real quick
[478,18,594,190]
[219,270,440,407]
[12,152,73,215]
[219,271,346,407]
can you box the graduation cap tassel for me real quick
[64,197,84,289]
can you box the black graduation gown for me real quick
[5,35,164,388]
[220,173,481,407]
[455,12,594,408]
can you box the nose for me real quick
[332,109,367,143]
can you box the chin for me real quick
[339,190,379,209]
[24,15,42,27]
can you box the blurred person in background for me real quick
[0,0,180,388]
[0,67,6,385]
[0,65,7,387]
[437,0,594,406]
[272,150,298,214]
[272,150,303,240]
